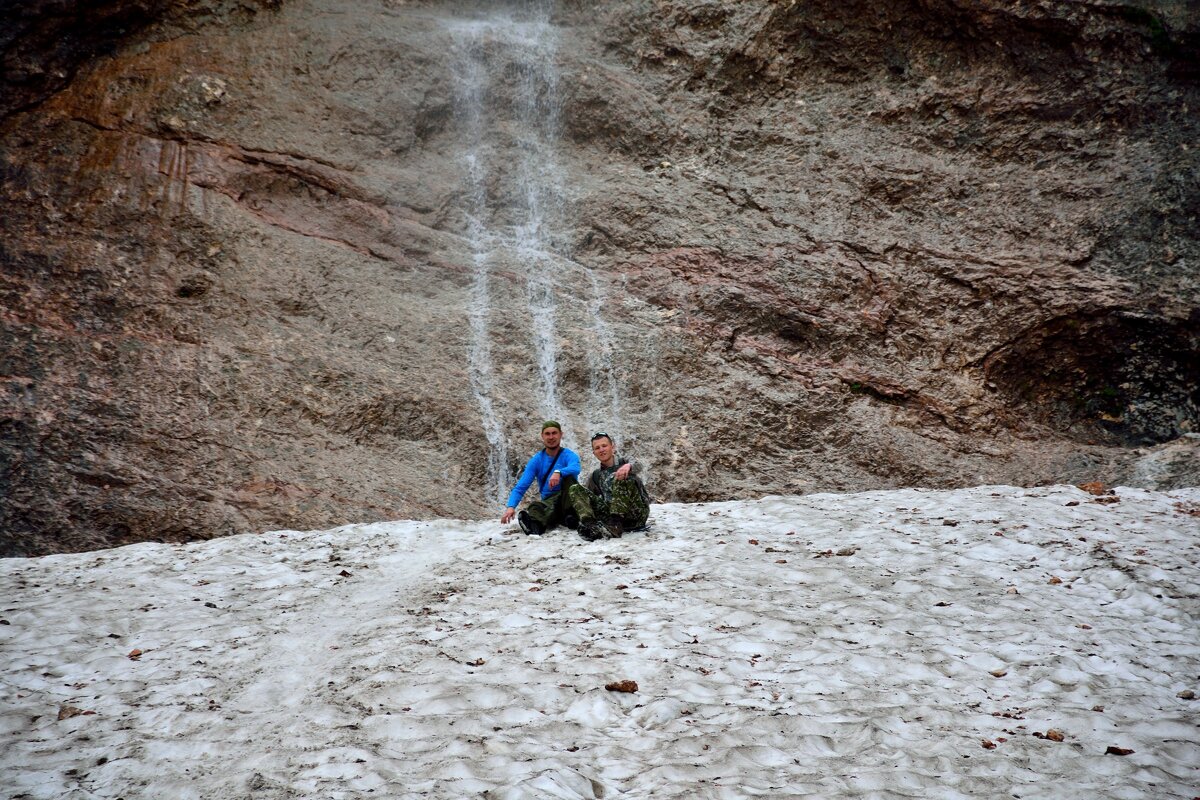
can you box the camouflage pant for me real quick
[522,475,578,531]
[567,479,649,529]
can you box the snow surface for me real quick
[2,485,1198,799]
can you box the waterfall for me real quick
[451,21,511,504]
[509,7,566,425]
[463,158,510,504]
[585,270,623,447]
[447,2,624,500]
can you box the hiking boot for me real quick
[581,518,624,541]
[578,518,604,541]
[562,513,579,530]
[518,511,544,536]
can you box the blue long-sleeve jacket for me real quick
[506,447,581,508]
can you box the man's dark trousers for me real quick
[523,475,578,531]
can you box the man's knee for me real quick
[611,480,640,504]
[611,481,649,522]
[567,483,594,516]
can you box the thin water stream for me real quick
[447,3,623,502]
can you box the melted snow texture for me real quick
[2,486,1198,799]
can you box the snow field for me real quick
[1,485,1198,799]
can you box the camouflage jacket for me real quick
[585,456,650,505]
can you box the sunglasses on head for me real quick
[590,432,611,442]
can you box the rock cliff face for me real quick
[2,0,1197,555]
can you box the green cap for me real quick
[541,420,561,432]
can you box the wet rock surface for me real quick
[1,0,1197,555]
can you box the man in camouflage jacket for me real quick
[567,432,650,540]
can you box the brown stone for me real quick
[605,680,638,693]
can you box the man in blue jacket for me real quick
[500,420,582,535]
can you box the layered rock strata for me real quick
[1,0,1197,554]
